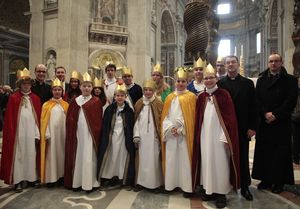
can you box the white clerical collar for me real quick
[143,95,155,105]
[206,85,218,95]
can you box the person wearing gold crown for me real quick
[63,70,82,103]
[40,78,69,186]
[98,83,135,189]
[133,79,164,191]
[216,56,226,80]
[192,64,240,208]
[64,72,103,192]
[92,77,108,111]
[161,67,196,197]
[218,55,257,200]
[151,63,172,102]
[187,58,206,96]
[104,63,118,105]
[122,67,143,109]
[0,68,41,193]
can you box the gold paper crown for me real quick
[17,68,31,80]
[143,79,156,89]
[122,67,133,76]
[70,70,81,80]
[93,77,103,88]
[175,67,188,79]
[82,72,93,82]
[115,83,127,94]
[216,56,224,62]
[152,63,163,74]
[193,57,206,68]
[51,78,63,88]
[203,64,216,77]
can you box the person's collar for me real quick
[175,89,187,95]
[205,85,218,95]
[21,90,31,95]
[143,95,155,104]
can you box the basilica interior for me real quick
[0,0,300,208]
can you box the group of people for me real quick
[0,53,299,209]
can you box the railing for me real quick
[90,22,128,35]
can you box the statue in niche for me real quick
[101,0,115,19]
[46,54,56,78]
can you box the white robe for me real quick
[101,105,128,180]
[200,97,231,195]
[13,95,40,184]
[104,78,117,104]
[45,102,66,183]
[72,95,100,190]
[162,96,192,193]
[193,80,205,95]
[134,97,163,189]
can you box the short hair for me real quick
[34,64,47,72]
[55,66,66,73]
[269,52,283,62]
[225,55,239,63]
[105,64,116,72]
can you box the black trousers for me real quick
[240,138,251,188]
[292,120,300,162]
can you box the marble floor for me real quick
[1,140,300,209]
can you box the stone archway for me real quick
[88,49,126,79]
[161,10,176,79]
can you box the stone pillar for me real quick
[57,0,90,78]
[29,0,44,71]
[127,0,152,84]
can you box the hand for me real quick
[265,112,276,123]
[247,129,256,138]
[171,127,179,137]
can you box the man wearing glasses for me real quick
[216,56,226,80]
[252,53,298,194]
[31,64,52,104]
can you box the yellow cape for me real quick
[161,90,196,176]
[40,99,69,183]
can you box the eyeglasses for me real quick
[216,64,224,67]
[269,60,281,63]
[176,80,187,83]
[203,76,216,80]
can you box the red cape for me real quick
[0,91,41,185]
[64,96,102,189]
[192,88,240,191]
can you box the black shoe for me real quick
[15,183,23,193]
[133,185,143,192]
[34,180,41,188]
[271,185,283,194]
[72,187,81,192]
[257,181,271,190]
[46,182,56,188]
[241,187,253,201]
[200,193,216,201]
[183,192,193,198]
[215,194,227,208]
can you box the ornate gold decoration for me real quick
[17,67,31,80]
[193,57,206,68]
[122,66,133,76]
[203,64,216,77]
[152,63,163,74]
[51,78,63,88]
[82,72,93,82]
[115,83,127,94]
[70,70,81,80]
[143,79,156,89]
[175,67,188,79]
[93,77,103,88]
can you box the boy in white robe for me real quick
[133,79,164,191]
[161,67,196,197]
[40,78,69,186]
